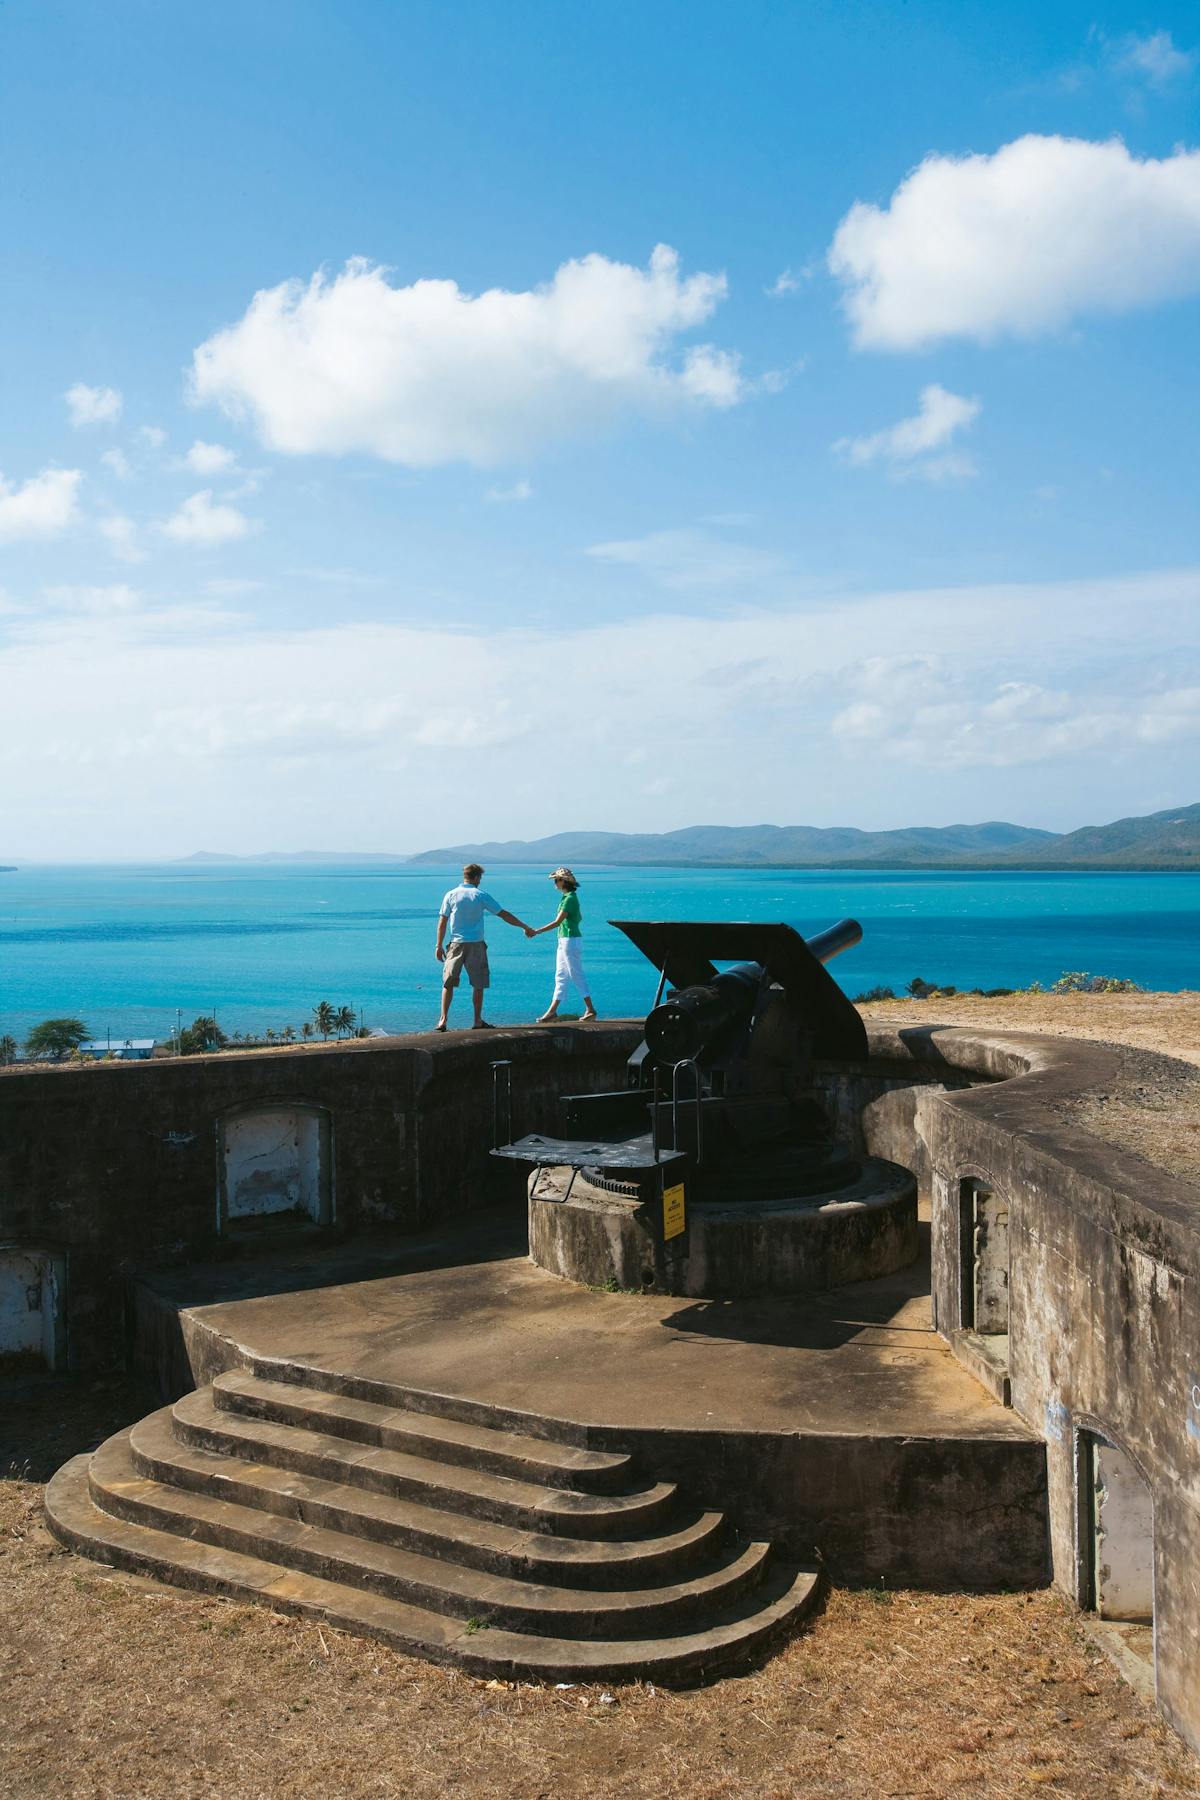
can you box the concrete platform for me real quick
[136,1206,1047,1588]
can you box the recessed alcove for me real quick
[217,1104,333,1234]
[1081,1430,1155,1624]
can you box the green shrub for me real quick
[1051,972,1142,995]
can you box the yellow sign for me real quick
[663,1183,686,1241]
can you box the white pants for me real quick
[552,937,590,1007]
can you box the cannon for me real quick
[493,917,868,1202]
[494,915,918,1298]
[640,917,864,1068]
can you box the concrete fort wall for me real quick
[0,1025,637,1374]
[870,1022,1200,1758]
[4,1015,1200,1747]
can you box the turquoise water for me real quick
[2,863,1198,1042]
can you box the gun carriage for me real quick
[494,918,918,1299]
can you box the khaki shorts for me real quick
[442,938,490,990]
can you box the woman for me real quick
[531,867,597,1022]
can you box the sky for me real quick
[1,0,1198,860]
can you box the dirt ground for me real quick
[5,995,1200,1797]
[2,1375,1198,1800]
[859,990,1200,1186]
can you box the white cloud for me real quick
[1,565,1196,855]
[830,661,1200,768]
[0,467,83,541]
[485,479,533,503]
[190,246,744,467]
[585,527,785,591]
[138,425,167,449]
[1111,30,1196,90]
[678,344,742,405]
[100,447,132,480]
[835,384,981,480]
[99,513,147,563]
[159,490,256,547]
[184,439,237,475]
[766,266,812,297]
[829,135,1200,349]
[42,583,143,617]
[65,383,123,427]
[205,576,264,597]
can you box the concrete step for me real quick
[90,1428,769,1638]
[129,1407,727,1586]
[173,1387,678,1539]
[48,1453,819,1683]
[239,1353,599,1449]
[212,1370,633,1493]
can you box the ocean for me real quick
[1,862,1198,1043]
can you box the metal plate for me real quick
[491,1133,687,1172]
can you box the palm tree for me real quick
[281,1024,296,1043]
[265,1027,277,1043]
[0,1033,17,1065]
[334,1005,355,1038]
[300,1021,314,1042]
[313,1001,335,1040]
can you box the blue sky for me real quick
[1,0,1198,857]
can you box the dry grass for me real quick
[857,989,1200,1067]
[2,1382,1198,1800]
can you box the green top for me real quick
[558,890,582,938]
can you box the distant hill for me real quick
[176,803,1200,874]
[408,820,1056,868]
[410,804,1200,870]
[996,803,1200,869]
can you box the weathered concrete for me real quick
[130,1206,1045,1591]
[0,1026,636,1371]
[46,1370,822,1683]
[528,1157,918,1297]
[10,1011,1200,1748]
[901,1022,1200,1753]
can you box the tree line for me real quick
[0,1003,369,1063]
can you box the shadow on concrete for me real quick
[135,1204,529,1314]
[894,1023,981,1083]
[658,1223,933,1352]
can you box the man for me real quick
[434,863,532,1030]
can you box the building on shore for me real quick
[79,1037,156,1061]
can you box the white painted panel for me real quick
[0,1249,62,1369]
[223,1108,324,1223]
[1094,1438,1154,1623]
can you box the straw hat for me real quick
[549,866,577,885]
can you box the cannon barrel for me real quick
[802,917,863,965]
[643,918,863,1066]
